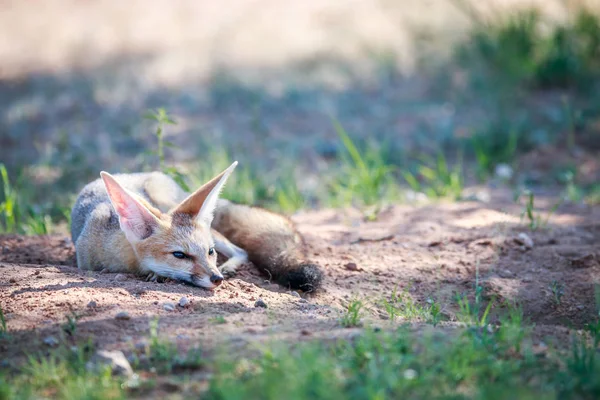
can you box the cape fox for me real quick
[70,162,323,291]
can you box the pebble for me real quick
[178,297,189,308]
[8,278,16,284]
[344,262,360,271]
[299,298,308,303]
[515,232,534,249]
[134,341,147,351]
[43,336,59,347]
[495,163,514,180]
[90,350,133,376]
[289,291,301,298]
[163,303,175,312]
[87,301,97,308]
[115,311,130,320]
[254,298,268,308]
[114,274,127,282]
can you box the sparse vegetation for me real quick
[402,152,464,200]
[327,121,398,208]
[144,318,179,373]
[4,343,124,399]
[519,190,561,231]
[455,269,494,327]
[380,287,443,326]
[455,4,600,91]
[0,305,8,339]
[549,280,565,305]
[210,316,227,325]
[340,300,364,328]
[0,164,54,235]
[61,310,80,337]
[470,127,519,181]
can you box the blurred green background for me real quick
[0,0,599,234]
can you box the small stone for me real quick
[289,291,301,298]
[379,313,390,320]
[462,188,491,203]
[299,298,308,303]
[87,301,97,308]
[43,336,59,347]
[114,274,127,282]
[8,278,16,284]
[344,262,359,271]
[134,341,147,351]
[90,350,133,376]
[570,254,598,269]
[163,303,175,312]
[498,269,513,278]
[514,233,534,249]
[115,311,130,320]
[403,369,418,380]
[178,297,189,308]
[495,163,513,180]
[254,298,268,308]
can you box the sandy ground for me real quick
[1,194,598,362]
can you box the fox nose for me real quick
[210,274,224,286]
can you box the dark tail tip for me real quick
[282,263,324,292]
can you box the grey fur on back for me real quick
[70,172,185,244]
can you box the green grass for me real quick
[326,121,398,208]
[1,344,124,400]
[340,300,364,328]
[380,286,443,326]
[0,164,55,235]
[584,184,600,205]
[3,301,600,399]
[210,316,227,325]
[208,322,600,399]
[61,310,80,337]
[402,152,464,200]
[518,190,561,231]
[549,280,565,305]
[0,305,8,339]
[455,4,600,91]
[471,127,519,181]
[454,267,494,327]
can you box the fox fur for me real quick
[70,163,323,291]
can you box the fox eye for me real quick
[172,251,188,259]
[208,247,215,256]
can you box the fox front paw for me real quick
[219,263,238,279]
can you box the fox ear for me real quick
[100,172,160,242]
[173,161,237,226]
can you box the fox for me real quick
[70,162,323,291]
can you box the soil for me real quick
[1,194,599,362]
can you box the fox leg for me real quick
[212,229,248,278]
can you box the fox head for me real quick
[99,162,237,289]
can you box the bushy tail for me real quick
[212,201,324,292]
[251,250,324,292]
